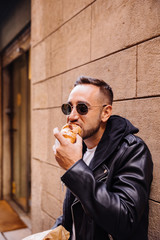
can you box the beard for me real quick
[82,121,101,140]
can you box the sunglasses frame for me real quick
[61,103,107,115]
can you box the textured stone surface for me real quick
[113,97,160,202]
[31,0,63,45]
[41,211,55,231]
[32,108,66,163]
[60,169,67,206]
[33,76,62,109]
[62,46,136,102]
[32,108,66,166]
[32,110,49,161]
[91,0,160,59]
[31,159,43,233]
[41,163,62,201]
[137,37,160,97]
[149,200,160,240]
[50,7,91,76]
[31,38,51,83]
[62,0,94,22]
[41,191,62,220]
[31,0,94,45]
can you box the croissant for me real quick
[61,123,82,143]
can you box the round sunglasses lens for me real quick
[61,104,71,115]
[77,104,88,115]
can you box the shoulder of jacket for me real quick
[124,134,139,146]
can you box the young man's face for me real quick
[67,84,106,141]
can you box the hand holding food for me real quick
[53,124,82,170]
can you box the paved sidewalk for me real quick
[0,201,32,240]
[0,228,31,240]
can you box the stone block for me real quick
[60,168,67,206]
[62,47,136,102]
[31,0,63,45]
[91,0,160,60]
[62,0,94,22]
[33,76,62,109]
[112,97,160,202]
[31,38,51,83]
[42,211,55,231]
[32,108,66,163]
[149,200,160,240]
[137,37,160,97]
[41,162,62,201]
[32,110,49,161]
[50,7,91,76]
[32,82,48,109]
[31,159,43,233]
[41,190,62,220]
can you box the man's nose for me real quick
[67,106,79,122]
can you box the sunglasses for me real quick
[61,103,107,115]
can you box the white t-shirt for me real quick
[83,146,97,166]
[71,146,97,240]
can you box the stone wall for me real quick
[31,0,160,238]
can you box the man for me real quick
[53,76,153,240]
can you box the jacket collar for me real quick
[88,115,139,171]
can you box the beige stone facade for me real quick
[31,0,160,238]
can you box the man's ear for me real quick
[101,105,112,122]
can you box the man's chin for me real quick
[82,125,101,141]
[83,132,97,141]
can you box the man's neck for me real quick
[84,125,106,149]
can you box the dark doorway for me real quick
[9,51,31,212]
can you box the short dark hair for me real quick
[74,76,113,105]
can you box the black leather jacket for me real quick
[53,116,153,240]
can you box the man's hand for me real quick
[53,127,82,170]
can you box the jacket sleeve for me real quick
[61,137,153,239]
